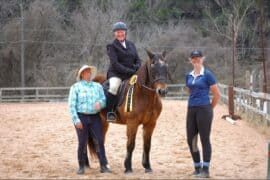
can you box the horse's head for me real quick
[146,49,169,97]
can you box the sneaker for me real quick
[191,167,201,177]
[197,168,210,178]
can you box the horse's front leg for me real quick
[142,121,156,173]
[124,123,139,173]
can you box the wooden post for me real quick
[245,70,250,89]
[0,89,2,103]
[232,15,235,88]
[267,142,270,179]
[35,89,39,101]
[267,101,270,126]
[229,13,236,118]
[181,86,184,100]
[20,0,25,98]
[228,86,234,116]
[258,0,268,93]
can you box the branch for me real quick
[201,26,232,41]
[236,0,254,30]
[204,7,224,38]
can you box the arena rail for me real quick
[0,87,70,102]
[0,84,187,102]
[218,84,270,126]
[0,84,270,125]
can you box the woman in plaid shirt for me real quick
[68,65,111,174]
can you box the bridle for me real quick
[141,59,167,92]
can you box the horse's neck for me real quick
[136,61,152,88]
[132,62,158,106]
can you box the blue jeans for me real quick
[76,113,108,166]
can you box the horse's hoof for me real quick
[145,168,153,173]
[124,169,133,174]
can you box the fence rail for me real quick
[0,87,69,102]
[218,84,270,125]
[0,83,269,125]
[0,84,187,102]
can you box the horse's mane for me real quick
[136,59,150,86]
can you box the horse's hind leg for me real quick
[142,121,156,173]
[124,123,139,173]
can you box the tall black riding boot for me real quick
[100,164,112,173]
[77,161,85,175]
[106,92,117,122]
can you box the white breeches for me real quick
[108,77,122,95]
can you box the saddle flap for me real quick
[102,80,128,107]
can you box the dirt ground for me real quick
[0,100,268,179]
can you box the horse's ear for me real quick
[162,50,166,58]
[145,49,154,59]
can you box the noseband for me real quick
[141,60,167,92]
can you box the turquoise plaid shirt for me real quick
[68,80,106,125]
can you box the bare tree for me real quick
[203,0,255,86]
[204,0,254,42]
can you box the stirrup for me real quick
[107,112,117,122]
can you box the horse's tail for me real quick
[88,134,98,158]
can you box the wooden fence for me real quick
[218,84,270,126]
[0,87,69,102]
[0,84,269,125]
[0,84,187,102]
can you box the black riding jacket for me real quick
[106,39,141,80]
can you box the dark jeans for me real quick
[186,105,213,166]
[76,113,108,167]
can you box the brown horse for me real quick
[90,49,169,173]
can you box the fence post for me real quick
[0,88,2,103]
[267,142,270,179]
[267,101,270,126]
[228,86,234,116]
[35,88,38,101]
[21,88,25,102]
[181,86,184,100]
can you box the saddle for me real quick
[102,79,129,108]
[102,75,138,112]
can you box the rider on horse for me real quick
[106,22,141,122]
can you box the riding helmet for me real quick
[112,22,127,32]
